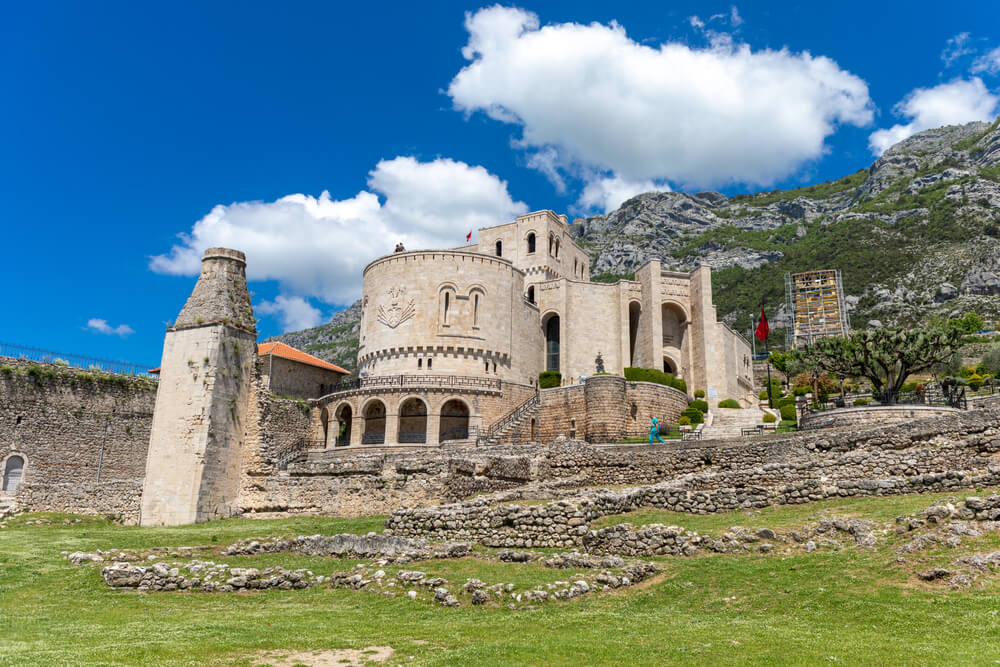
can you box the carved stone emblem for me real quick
[377,286,415,328]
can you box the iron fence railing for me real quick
[800,385,968,416]
[273,438,325,468]
[0,341,158,378]
[322,374,503,397]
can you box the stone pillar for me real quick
[384,406,399,445]
[426,412,441,445]
[584,375,627,443]
[140,248,257,526]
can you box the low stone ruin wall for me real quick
[16,481,143,524]
[800,404,959,430]
[384,469,1000,549]
[239,407,1000,518]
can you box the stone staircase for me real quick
[478,393,540,446]
[700,405,768,440]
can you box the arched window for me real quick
[2,456,24,492]
[495,240,502,257]
[549,233,554,255]
[545,315,560,372]
[527,286,535,304]
[474,294,480,327]
[554,239,559,258]
[444,292,450,324]
[335,404,353,446]
[418,358,422,369]
[628,302,642,366]
[527,233,536,254]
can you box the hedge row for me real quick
[624,367,687,393]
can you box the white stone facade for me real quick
[358,210,755,404]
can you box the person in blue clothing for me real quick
[649,416,665,444]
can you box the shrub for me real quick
[678,416,691,426]
[680,407,704,424]
[694,389,706,399]
[777,420,798,433]
[762,412,777,423]
[718,399,741,409]
[53,358,70,367]
[968,374,984,391]
[854,398,869,406]
[624,367,687,393]
[0,365,12,374]
[538,371,561,388]
[981,344,1000,375]
[900,381,919,393]
[792,385,810,396]
[777,396,795,408]
[759,390,769,400]
[779,404,797,422]
[688,399,709,413]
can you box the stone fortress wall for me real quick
[0,357,156,521]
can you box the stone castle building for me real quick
[333,209,754,446]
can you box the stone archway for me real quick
[3,455,24,493]
[439,399,470,442]
[362,400,386,445]
[335,403,353,447]
[398,397,428,444]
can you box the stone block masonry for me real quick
[0,357,155,517]
[141,248,258,526]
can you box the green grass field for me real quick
[2,494,1000,666]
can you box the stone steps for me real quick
[700,407,768,439]
[479,402,540,446]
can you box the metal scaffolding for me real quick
[785,269,850,349]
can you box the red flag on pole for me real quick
[755,303,770,342]
[465,230,472,242]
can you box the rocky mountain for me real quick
[574,118,1000,335]
[271,118,1000,364]
[263,299,362,375]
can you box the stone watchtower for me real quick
[140,248,257,526]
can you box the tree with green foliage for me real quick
[798,313,982,404]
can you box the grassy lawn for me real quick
[1,499,999,666]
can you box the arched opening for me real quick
[554,239,559,258]
[663,358,676,374]
[335,404,353,446]
[362,400,386,445]
[495,240,502,257]
[544,314,560,372]
[661,303,687,378]
[527,286,535,304]
[398,398,427,444]
[628,301,642,366]
[2,456,24,493]
[443,291,451,325]
[320,407,330,447]
[439,399,470,442]
[527,233,536,254]
[549,233,555,255]
[473,293,480,327]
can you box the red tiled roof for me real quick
[257,342,349,374]
[149,343,348,375]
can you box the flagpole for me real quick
[759,299,773,411]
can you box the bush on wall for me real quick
[688,399,709,413]
[680,407,704,424]
[780,404,797,422]
[539,371,561,389]
[624,367,687,393]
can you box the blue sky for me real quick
[2,1,999,367]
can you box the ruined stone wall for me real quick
[241,407,1000,521]
[800,404,960,429]
[16,480,143,524]
[0,358,155,494]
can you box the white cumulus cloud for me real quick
[972,46,1000,75]
[86,318,134,337]
[447,6,873,192]
[150,157,528,313]
[576,176,670,214]
[256,295,324,333]
[941,32,974,67]
[868,78,1000,155]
